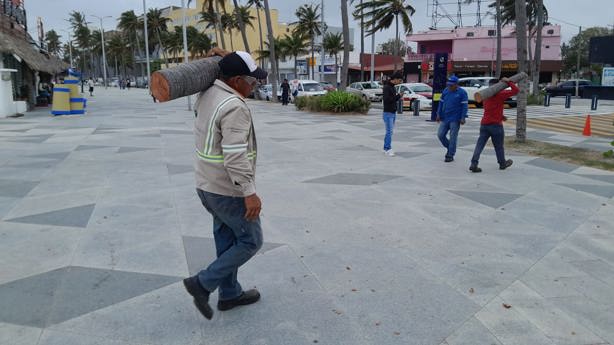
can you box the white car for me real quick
[290,79,327,98]
[458,77,517,107]
[257,84,273,101]
[395,83,433,110]
[347,81,384,102]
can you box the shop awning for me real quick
[0,31,68,74]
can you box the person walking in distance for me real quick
[87,78,95,97]
[436,75,468,162]
[469,78,518,172]
[183,51,267,320]
[382,71,403,156]
[280,79,290,105]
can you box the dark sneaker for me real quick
[183,276,213,320]
[469,165,482,173]
[444,156,454,162]
[499,159,513,170]
[217,289,261,311]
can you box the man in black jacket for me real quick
[382,72,403,156]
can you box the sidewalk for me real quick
[1,88,613,345]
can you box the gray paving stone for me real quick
[577,174,614,184]
[117,147,155,154]
[8,134,54,143]
[444,317,503,345]
[525,158,579,173]
[75,145,114,151]
[394,151,429,159]
[0,266,180,328]
[5,204,96,228]
[303,173,402,185]
[0,323,41,345]
[314,135,342,140]
[160,129,192,135]
[0,179,39,198]
[449,190,523,208]
[166,164,193,176]
[270,137,300,142]
[556,183,614,199]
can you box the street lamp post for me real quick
[143,0,151,90]
[91,15,112,89]
[61,29,74,68]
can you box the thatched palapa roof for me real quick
[0,31,68,74]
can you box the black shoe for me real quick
[183,276,213,319]
[499,159,513,170]
[217,289,261,311]
[444,156,454,162]
[469,165,482,173]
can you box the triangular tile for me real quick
[29,152,70,160]
[577,174,614,185]
[556,183,614,199]
[117,147,154,154]
[6,204,96,228]
[449,190,523,208]
[0,179,39,198]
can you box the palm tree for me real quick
[220,13,236,50]
[199,9,220,46]
[146,8,171,68]
[108,33,129,78]
[232,0,250,52]
[166,26,184,63]
[45,30,62,56]
[282,32,309,78]
[354,0,415,73]
[263,0,278,101]
[514,0,528,142]
[118,10,143,75]
[293,4,321,80]
[341,0,351,89]
[322,32,343,83]
[235,6,256,51]
[201,0,226,49]
[187,26,212,58]
[255,37,285,76]
[69,11,91,75]
[246,0,265,68]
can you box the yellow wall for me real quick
[165,0,291,60]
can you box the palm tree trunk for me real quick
[532,0,544,95]
[528,26,534,79]
[294,54,298,78]
[340,0,350,91]
[256,7,264,69]
[156,30,170,68]
[359,0,364,82]
[215,1,227,49]
[514,0,528,142]
[263,0,278,102]
[311,40,315,80]
[229,29,235,50]
[233,0,250,52]
[495,0,502,78]
[394,14,399,72]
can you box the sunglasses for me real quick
[240,75,259,88]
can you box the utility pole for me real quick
[91,15,111,89]
[61,29,74,68]
[320,0,325,82]
[143,0,151,90]
[575,26,581,97]
[181,0,192,111]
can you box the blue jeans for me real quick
[437,120,461,158]
[471,124,506,165]
[383,112,396,151]
[196,189,263,300]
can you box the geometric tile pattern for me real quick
[5,204,96,228]
[556,183,614,199]
[0,179,39,198]
[0,266,180,327]
[182,236,284,276]
[303,173,402,185]
[577,174,614,184]
[167,164,193,176]
[449,190,524,208]
[525,157,579,173]
[116,147,154,154]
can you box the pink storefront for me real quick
[406,25,562,84]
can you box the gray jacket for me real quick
[193,80,257,197]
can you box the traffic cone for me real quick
[582,115,591,136]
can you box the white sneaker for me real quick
[385,150,396,157]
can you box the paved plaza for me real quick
[1,87,614,345]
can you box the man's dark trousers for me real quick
[471,124,506,166]
[195,189,263,301]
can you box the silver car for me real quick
[347,82,383,102]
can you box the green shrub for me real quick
[527,93,543,105]
[294,91,370,114]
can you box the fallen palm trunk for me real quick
[150,56,222,102]
[474,72,528,103]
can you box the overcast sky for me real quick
[27,0,614,56]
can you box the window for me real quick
[488,30,496,36]
[547,29,554,34]
[410,85,432,93]
[466,32,474,37]
[302,83,323,91]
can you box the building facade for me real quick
[406,25,562,84]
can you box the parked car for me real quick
[347,81,383,102]
[257,84,273,101]
[544,79,592,97]
[395,83,433,110]
[320,81,336,91]
[458,76,517,107]
[290,79,327,98]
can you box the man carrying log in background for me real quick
[183,51,267,320]
[469,77,519,173]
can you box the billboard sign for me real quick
[603,67,614,87]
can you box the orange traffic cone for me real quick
[583,115,591,136]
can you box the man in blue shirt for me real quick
[436,75,468,162]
